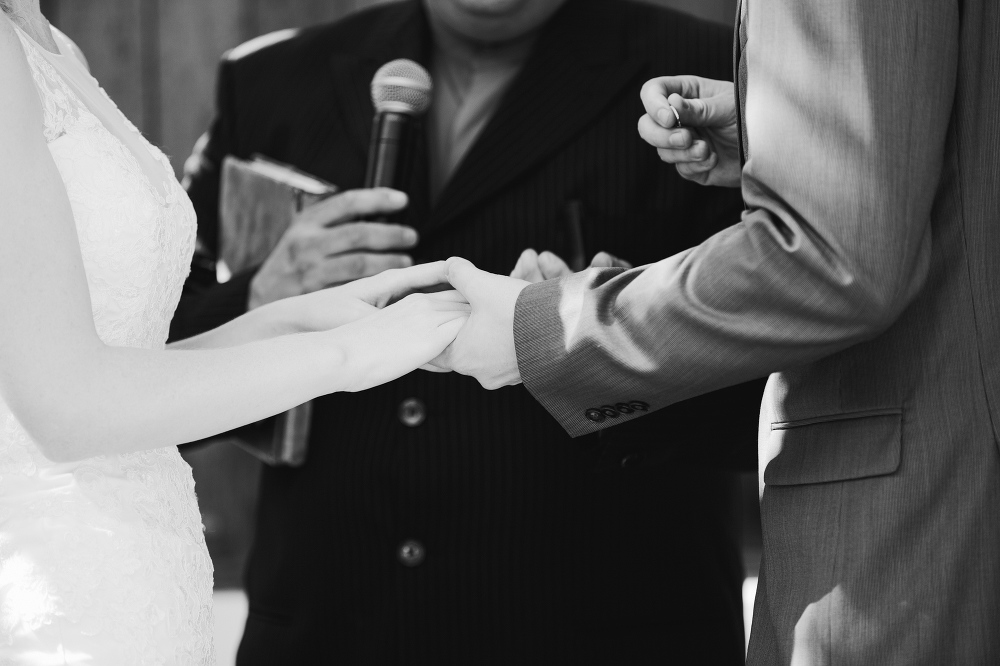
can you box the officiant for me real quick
[170,0,763,662]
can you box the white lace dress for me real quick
[0,25,215,665]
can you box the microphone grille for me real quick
[370,59,433,115]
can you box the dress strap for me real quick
[11,20,173,199]
[10,22,79,143]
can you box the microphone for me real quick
[364,60,433,209]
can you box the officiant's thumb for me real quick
[445,257,481,300]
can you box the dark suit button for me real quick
[615,402,634,414]
[629,400,650,412]
[585,408,606,423]
[398,540,425,567]
[621,454,641,468]
[398,398,426,427]
[600,405,621,418]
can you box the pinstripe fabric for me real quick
[515,0,1000,663]
[172,1,762,663]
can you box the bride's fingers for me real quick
[439,303,472,313]
[359,261,450,304]
[422,289,469,304]
[434,316,467,337]
[433,310,471,324]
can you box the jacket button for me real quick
[398,539,425,567]
[585,408,606,423]
[615,402,634,414]
[398,398,426,427]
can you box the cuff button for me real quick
[585,408,606,423]
[615,402,635,414]
[600,405,621,418]
[629,400,650,412]
[398,540,425,567]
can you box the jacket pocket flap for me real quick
[763,409,902,486]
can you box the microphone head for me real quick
[370,59,433,115]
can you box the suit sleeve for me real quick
[169,57,257,343]
[514,0,959,437]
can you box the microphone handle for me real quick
[364,111,414,223]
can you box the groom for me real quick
[172,0,763,663]
[433,0,1000,663]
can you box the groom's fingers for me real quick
[666,92,735,130]
[640,75,705,128]
[640,75,735,129]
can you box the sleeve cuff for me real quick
[513,271,656,438]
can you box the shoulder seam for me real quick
[225,28,299,62]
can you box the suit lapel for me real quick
[304,1,432,183]
[735,0,749,166]
[426,0,645,235]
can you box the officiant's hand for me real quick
[248,188,418,309]
[510,248,633,282]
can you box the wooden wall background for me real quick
[42,0,741,588]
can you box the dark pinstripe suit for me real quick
[172,1,762,662]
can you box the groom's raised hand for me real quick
[638,75,741,188]
[432,258,529,389]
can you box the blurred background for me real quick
[40,0,737,180]
[41,1,751,663]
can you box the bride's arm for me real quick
[167,262,451,350]
[0,23,466,463]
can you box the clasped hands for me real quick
[259,71,739,389]
[250,187,633,391]
[429,74,744,387]
[279,247,630,392]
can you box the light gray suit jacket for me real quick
[513,0,1000,663]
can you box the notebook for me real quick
[220,155,338,466]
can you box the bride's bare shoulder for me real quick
[0,9,19,45]
[0,11,45,137]
[0,11,29,74]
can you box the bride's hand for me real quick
[331,290,470,392]
[277,261,453,334]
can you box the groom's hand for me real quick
[249,188,418,309]
[638,75,741,188]
[433,258,529,389]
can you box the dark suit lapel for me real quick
[304,1,432,182]
[426,0,645,234]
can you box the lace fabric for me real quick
[0,27,214,665]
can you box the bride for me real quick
[0,1,468,663]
